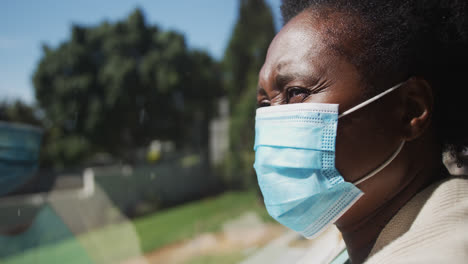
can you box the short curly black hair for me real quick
[281,0,468,161]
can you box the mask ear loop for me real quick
[338,82,405,119]
[336,81,406,185]
[353,141,405,185]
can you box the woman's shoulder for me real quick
[412,176,468,232]
[365,176,468,264]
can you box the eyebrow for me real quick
[257,67,322,95]
[275,72,320,89]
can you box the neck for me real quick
[340,169,435,263]
[337,134,443,263]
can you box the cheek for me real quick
[334,103,401,182]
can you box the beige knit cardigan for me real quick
[364,176,468,264]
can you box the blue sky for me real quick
[0,0,282,103]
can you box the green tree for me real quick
[222,0,276,188]
[0,100,42,127]
[33,9,222,168]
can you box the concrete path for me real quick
[240,225,345,264]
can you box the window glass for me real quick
[0,1,339,263]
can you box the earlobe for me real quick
[402,78,433,141]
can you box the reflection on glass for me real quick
[0,1,300,263]
[0,122,147,263]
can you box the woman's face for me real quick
[257,10,408,226]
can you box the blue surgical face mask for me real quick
[253,82,405,238]
[0,122,43,196]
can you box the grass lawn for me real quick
[2,191,271,263]
[134,190,272,253]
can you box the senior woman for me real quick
[253,0,468,263]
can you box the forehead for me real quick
[259,10,345,85]
[257,10,367,107]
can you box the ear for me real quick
[401,77,434,141]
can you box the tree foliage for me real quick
[222,0,276,188]
[0,100,42,127]
[33,9,222,167]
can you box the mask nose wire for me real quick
[338,82,405,119]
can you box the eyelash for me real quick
[257,84,325,107]
[286,87,311,102]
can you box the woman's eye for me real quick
[287,87,309,103]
